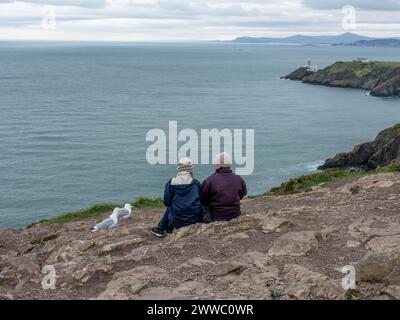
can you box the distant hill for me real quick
[334,38,400,47]
[231,32,373,44]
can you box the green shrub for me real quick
[268,165,400,195]
[28,197,164,226]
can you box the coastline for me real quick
[284,61,400,97]
[1,167,400,300]
[2,122,400,300]
[6,163,399,231]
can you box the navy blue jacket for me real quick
[164,178,203,229]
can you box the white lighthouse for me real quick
[305,60,319,72]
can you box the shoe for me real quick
[166,223,174,234]
[151,228,166,238]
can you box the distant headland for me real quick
[231,32,371,45]
[230,32,400,47]
[283,60,400,97]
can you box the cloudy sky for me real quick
[0,0,399,41]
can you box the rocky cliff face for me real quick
[282,67,315,80]
[285,61,400,97]
[1,173,400,300]
[319,123,400,171]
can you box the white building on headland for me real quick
[354,57,369,63]
[305,60,318,72]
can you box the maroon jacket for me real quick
[201,167,247,220]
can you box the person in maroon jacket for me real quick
[201,152,247,222]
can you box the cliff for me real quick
[282,67,315,80]
[319,123,400,171]
[1,169,400,300]
[285,61,400,97]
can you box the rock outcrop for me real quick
[282,67,315,80]
[2,172,400,300]
[318,123,400,171]
[284,61,400,97]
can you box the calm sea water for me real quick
[1,42,399,228]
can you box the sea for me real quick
[1,41,399,228]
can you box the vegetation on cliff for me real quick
[269,165,400,194]
[285,61,400,97]
[29,197,164,227]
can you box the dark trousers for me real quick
[202,206,238,223]
[157,208,174,232]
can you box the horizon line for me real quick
[0,32,397,43]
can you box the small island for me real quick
[284,60,400,97]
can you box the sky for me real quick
[0,0,399,41]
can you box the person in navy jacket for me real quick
[151,157,202,238]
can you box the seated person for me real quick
[151,157,202,237]
[201,152,247,222]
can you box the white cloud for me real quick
[0,0,398,41]
[303,0,400,11]
[0,0,107,8]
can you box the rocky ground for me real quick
[1,172,400,300]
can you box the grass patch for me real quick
[345,289,363,300]
[268,164,400,195]
[133,197,164,208]
[28,197,164,227]
[268,168,358,194]
[315,232,323,242]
